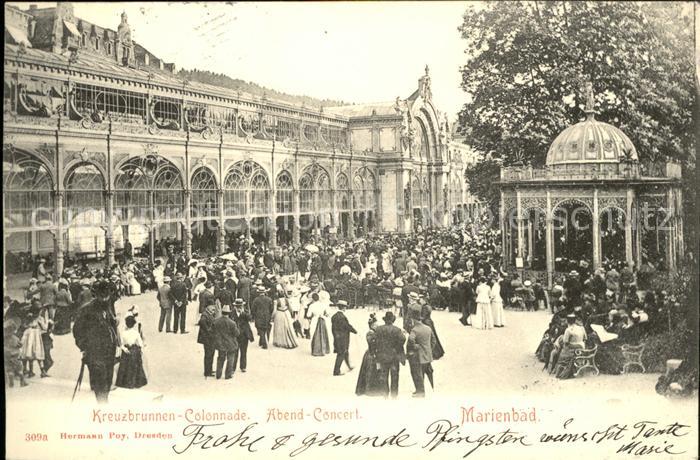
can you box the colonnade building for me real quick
[4,3,475,274]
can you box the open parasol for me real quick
[219,253,238,261]
[304,244,319,253]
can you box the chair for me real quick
[573,345,599,377]
[620,343,646,374]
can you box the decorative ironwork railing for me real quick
[501,162,681,182]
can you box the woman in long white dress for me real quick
[473,277,494,330]
[126,266,141,295]
[307,293,331,356]
[152,261,165,289]
[490,276,505,327]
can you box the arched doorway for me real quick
[600,207,626,266]
[65,163,106,259]
[336,173,350,237]
[524,208,547,270]
[298,163,330,241]
[190,167,218,256]
[275,171,294,245]
[114,155,184,260]
[553,200,593,272]
[3,148,54,273]
[223,160,271,249]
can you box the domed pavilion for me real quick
[498,85,684,288]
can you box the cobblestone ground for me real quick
[6,284,686,403]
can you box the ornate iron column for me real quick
[217,188,226,254]
[53,191,65,275]
[592,188,601,270]
[105,190,115,267]
[545,189,554,289]
[184,189,192,259]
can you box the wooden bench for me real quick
[573,345,600,377]
[621,343,646,374]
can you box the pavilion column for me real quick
[54,191,65,275]
[245,217,252,242]
[625,188,634,267]
[105,191,115,267]
[499,190,506,267]
[592,189,601,270]
[515,189,524,261]
[545,190,554,289]
[676,188,684,258]
[217,189,226,254]
[666,188,676,271]
[292,190,300,245]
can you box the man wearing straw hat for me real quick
[157,276,173,333]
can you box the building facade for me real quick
[3,3,471,275]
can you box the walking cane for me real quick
[71,360,86,402]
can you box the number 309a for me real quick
[25,433,48,441]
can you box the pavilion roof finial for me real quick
[584,80,596,119]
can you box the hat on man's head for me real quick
[233,298,245,306]
[569,270,579,276]
[93,280,112,297]
[524,280,532,287]
[163,276,171,283]
[383,311,396,323]
[336,300,349,309]
[221,304,232,314]
[408,291,420,300]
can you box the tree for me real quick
[463,158,501,220]
[457,1,694,168]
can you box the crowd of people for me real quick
[3,218,695,400]
[535,262,684,379]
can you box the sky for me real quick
[11,1,473,121]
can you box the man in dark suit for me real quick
[373,311,406,398]
[251,285,274,349]
[331,300,357,376]
[237,272,252,306]
[169,273,189,334]
[213,304,239,379]
[198,281,216,315]
[231,298,254,372]
[407,317,436,398]
[72,281,118,403]
[197,302,217,378]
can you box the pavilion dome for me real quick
[546,87,637,166]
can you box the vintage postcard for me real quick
[4,1,698,459]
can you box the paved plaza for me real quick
[7,286,665,403]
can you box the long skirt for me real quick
[53,305,74,335]
[472,301,494,330]
[553,345,583,379]
[491,300,505,327]
[311,317,330,356]
[272,310,298,349]
[355,351,382,396]
[115,345,148,389]
[20,328,44,361]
